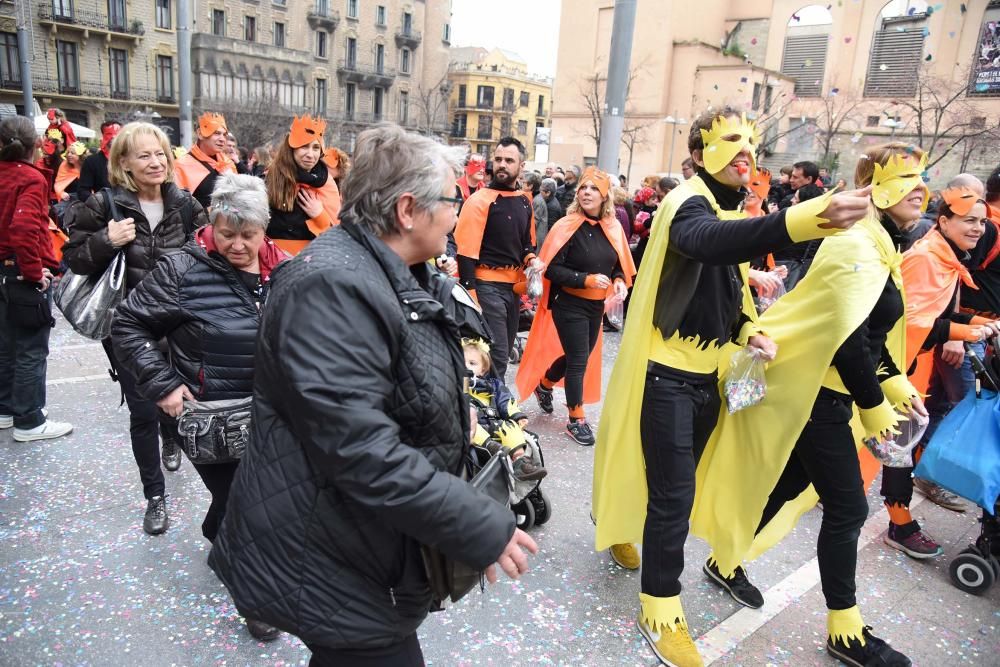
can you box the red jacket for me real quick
[0,161,58,283]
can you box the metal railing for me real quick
[31,75,171,104]
[37,2,144,35]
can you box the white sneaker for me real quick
[0,408,47,429]
[13,419,73,442]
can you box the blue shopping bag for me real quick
[914,388,1000,511]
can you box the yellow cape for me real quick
[689,211,907,576]
[592,175,761,550]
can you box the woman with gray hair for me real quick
[111,174,287,642]
[209,124,537,665]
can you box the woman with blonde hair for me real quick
[265,115,340,254]
[64,122,208,536]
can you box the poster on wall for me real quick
[970,12,1000,95]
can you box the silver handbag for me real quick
[54,252,126,340]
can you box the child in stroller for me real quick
[464,339,546,483]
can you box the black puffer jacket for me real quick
[109,230,286,403]
[209,221,514,649]
[62,182,207,290]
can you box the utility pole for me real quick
[15,0,34,118]
[597,0,637,175]
[177,0,193,146]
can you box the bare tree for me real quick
[621,118,657,183]
[890,65,1000,169]
[412,73,453,138]
[197,97,310,153]
[811,89,863,168]
[957,122,1000,172]
[577,63,651,173]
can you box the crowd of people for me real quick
[1,102,999,667]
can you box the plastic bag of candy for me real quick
[724,346,767,414]
[863,411,930,468]
[604,292,625,329]
[755,280,786,313]
[526,265,544,300]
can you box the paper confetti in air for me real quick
[751,37,757,45]
[740,77,748,83]
[851,132,864,143]
[845,36,852,43]
[880,64,888,71]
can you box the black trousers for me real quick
[307,634,424,666]
[477,281,519,379]
[0,283,51,430]
[755,392,869,610]
[113,359,167,500]
[191,461,240,542]
[640,368,721,598]
[546,291,604,409]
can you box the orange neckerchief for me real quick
[188,144,236,174]
[901,227,977,368]
[515,212,637,405]
[53,160,80,200]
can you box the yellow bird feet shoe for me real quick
[609,543,641,570]
[637,594,704,667]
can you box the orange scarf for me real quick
[53,160,80,200]
[515,212,636,405]
[901,227,977,369]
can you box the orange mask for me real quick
[748,166,771,202]
[289,115,328,149]
[198,112,227,139]
[579,166,611,198]
[941,187,992,218]
[322,147,340,169]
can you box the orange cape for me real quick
[901,227,976,370]
[53,161,80,200]
[454,188,536,262]
[456,175,484,201]
[173,144,236,195]
[515,212,636,405]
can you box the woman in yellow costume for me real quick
[689,144,936,667]
[591,107,873,667]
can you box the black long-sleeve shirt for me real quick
[77,152,111,199]
[545,216,624,292]
[456,181,535,290]
[965,220,1000,317]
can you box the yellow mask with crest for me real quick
[699,113,759,176]
[871,152,929,211]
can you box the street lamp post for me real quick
[664,114,687,176]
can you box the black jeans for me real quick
[113,357,167,500]
[191,461,240,542]
[477,281,519,379]
[640,367,721,598]
[0,281,52,429]
[546,291,604,409]
[307,634,424,666]
[755,392,869,610]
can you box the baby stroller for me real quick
[913,343,1000,595]
[468,394,552,531]
[508,295,535,365]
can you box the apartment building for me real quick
[550,0,1000,186]
[447,46,553,161]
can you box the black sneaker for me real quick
[827,626,911,667]
[162,437,182,472]
[566,420,595,446]
[512,456,547,482]
[534,384,554,414]
[703,558,764,609]
[143,495,169,535]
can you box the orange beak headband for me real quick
[748,166,771,202]
[465,156,486,178]
[871,151,929,211]
[941,186,995,221]
[198,112,228,139]
[700,112,759,176]
[289,115,327,149]
[579,166,611,199]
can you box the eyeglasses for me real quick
[438,196,464,206]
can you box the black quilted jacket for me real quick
[109,237,281,403]
[208,221,515,649]
[62,182,207,290]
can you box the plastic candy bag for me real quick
[526,266,544,301]
[724,347,767,414]
[755,280,786,313]
[604,292,624,330]
[863,411,930,468]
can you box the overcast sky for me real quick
[450,0,562,77]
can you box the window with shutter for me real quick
[864,20,925,97]
[780,33,829,97]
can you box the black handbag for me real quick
[421,450,513,609]
[3,279,54,329]
[176,397,252,464]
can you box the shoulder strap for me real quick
[181,195,196,237]
[102,187,123,222]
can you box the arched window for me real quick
[865,1,929,97]
[780,5,832,97]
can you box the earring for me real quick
[405,225,413,231]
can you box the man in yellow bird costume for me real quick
[591,107,876,667]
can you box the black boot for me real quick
[143,495,169,535]
[162,437,182,472]
[245,618,282,642]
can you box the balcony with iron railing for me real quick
[28,75,177,106]
[394,28,421,49]
[37,3,144,41]
[307,5,339,31]
[336,58,395,88]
